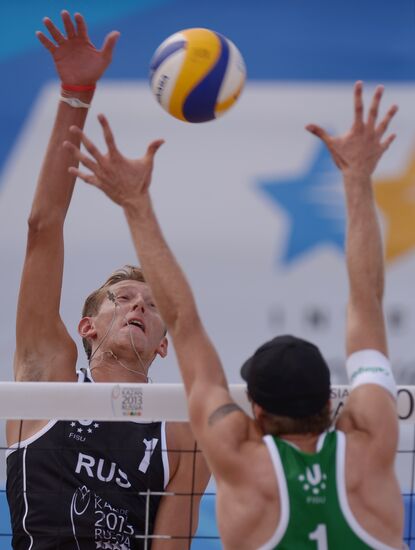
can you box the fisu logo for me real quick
[68,420,100,442]
[298,464,327,496]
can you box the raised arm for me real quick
[15,12,119,382]
[307,82,398,458]
[65,116,254,469]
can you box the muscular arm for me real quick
[124,198,254,456]
[16,97,91,381]
[15,12,118,382]
[307,82,398,460]
[65,116,256,473]
[344,175,386,355]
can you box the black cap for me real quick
[240,335,331,418]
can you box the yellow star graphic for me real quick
[375,152,415,263]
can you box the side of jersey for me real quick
[261,430,398,550]
[6,372,169,550]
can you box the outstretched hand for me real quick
[36,11,119,86]
[306,81,398,180]
[64,114,164,209]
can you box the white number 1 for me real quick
[308,524,328,550]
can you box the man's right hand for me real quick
[64,114,164,211]
[36,10,119,86]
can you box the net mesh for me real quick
[0,382,414,549]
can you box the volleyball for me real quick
[149,28,246,123]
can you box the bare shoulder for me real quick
[338,350,398,452]
[211,434,276,495]
[7,419,53,447]
[336,385,398,476]
[341,428,403,545]
[240,437,277,485]
[214,438,281,550]
[337,385,397,446]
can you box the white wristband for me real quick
[346,349,397,399]
[60,96,91,109]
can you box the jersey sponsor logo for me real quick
[298,464,327,504]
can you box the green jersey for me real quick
[260,430,400,550]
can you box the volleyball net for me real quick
[1,383,415,549]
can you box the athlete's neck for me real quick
[89,351,150,383]
[279,432,322,453]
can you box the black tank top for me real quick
[6,370,169,549]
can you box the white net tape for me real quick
[0,382,414,421]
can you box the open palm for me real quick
[64,114,164,209]
[306,82,398,180]
[36,11,119,85]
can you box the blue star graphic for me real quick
[258,144,346,265]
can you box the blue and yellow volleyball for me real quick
[149,28,246,123]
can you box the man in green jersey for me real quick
[66,82,404,549]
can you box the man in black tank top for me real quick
[6,12,209,550]
[7,371,169,549]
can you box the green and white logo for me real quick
[298,464,327,496]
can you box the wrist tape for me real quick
[60,96,91,109]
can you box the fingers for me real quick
[101,31,121,62]
[97,114,118,155]
[69,126,105,164]
[305,124,331,145]
[74,13,88,39]
[64,140,99,174]
[353,81,364,128]
[306,124,346,169]
[37,12,79,51]
[367,85,384,129]
[43,16,65,44]
[68,166,97,186]
[376,104,398,138]
[146,139,165,159]
[36,31,57,54]
[381,133,397,152]
[61,10,76,38]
